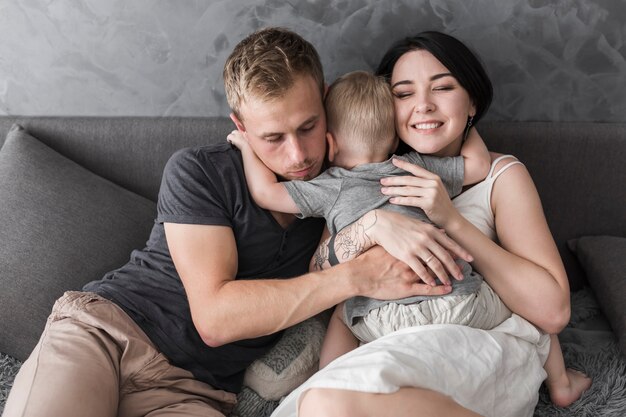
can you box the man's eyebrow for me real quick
[391,73,454,89]
[259,115,320,139]
[298,115,319,128]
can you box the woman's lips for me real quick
[412,121,443,131]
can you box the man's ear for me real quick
[326,132,337,162]
[230,112,246,132]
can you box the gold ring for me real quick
[424,255,434,263]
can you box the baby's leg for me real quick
[544,334,592,407]
[319,303,360,369]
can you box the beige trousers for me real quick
[2,291,236,417]
[349,281,512,343]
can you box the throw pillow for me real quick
[231,313,328,417]
[0,125,156,361]
[569,235,626,357]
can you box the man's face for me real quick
[231,75,327,181]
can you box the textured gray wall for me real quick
[1,0,624,121]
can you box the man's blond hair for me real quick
[223,27,325,120]
[325,70,396,153]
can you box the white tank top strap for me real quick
[488,155,523,180]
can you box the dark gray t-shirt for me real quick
[283,151,482,324]
[84,143,324,393]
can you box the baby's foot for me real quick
[549,368,592,407]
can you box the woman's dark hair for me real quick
[376,31,493,126]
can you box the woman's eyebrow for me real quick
[431,72,453,81]
[391,73,454,89]
[391,80,412,89]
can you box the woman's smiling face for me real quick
[391,49,476,157]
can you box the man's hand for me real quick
[350,246,453,300]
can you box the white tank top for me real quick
[453,155,523,242]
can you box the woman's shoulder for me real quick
[488,152,526,178]
[488,152,538,208]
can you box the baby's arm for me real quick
[227,130,299,213]
[461,127,491,185]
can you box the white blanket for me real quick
[271,314,550,417]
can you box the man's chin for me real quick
[279,173,313,181]
[281,164,323,181]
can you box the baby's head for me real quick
[324,70,397,167]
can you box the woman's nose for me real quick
[413,94,435,113]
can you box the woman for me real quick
[271,32,587,417]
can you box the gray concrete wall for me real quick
[1,0,624,121]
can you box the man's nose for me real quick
[286,136,306,164]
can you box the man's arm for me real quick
[165,222,451,347]
[460,127,490,185]
[227,130,299,213]
[311,214,376,272]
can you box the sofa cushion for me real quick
[569,235,626,356]
[0,125,156,361]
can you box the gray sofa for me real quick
[0,117,625,416]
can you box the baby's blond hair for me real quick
[325,70,396,155]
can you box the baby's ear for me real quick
[390,135,400,154]
[326,132,337,162]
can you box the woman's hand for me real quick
[352,246,454,299]
[381,158,463,229]
[367,210,472,286]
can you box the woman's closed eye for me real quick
[392,90,413,99]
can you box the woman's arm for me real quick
[227,130,299,213]
[310,209,469,286]
[383,156,570,334]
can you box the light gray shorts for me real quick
[346,281,512,343]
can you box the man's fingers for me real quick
[411,282,452,297]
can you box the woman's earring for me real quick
[463,116,474,142]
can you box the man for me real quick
[3,27,467,417]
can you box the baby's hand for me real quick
[227,130,248,149]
